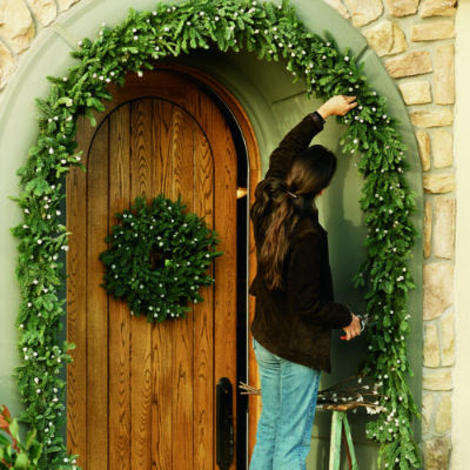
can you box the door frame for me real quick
[66,61,262,465]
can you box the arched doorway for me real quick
[66,65,261,470]
[0,2,423,469]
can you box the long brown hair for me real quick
[250,144,337,291]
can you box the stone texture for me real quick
[423,368,453,390]
[433,197,456,259]
[424,199,432,258]
[435,394,452,434]
[323,0,351,19]
[422,392,434,434]
[57,0,80,11]
[410,108,453,127]
[432,129,453,168]
[421,0,457,18]
[424,323,440,367]
[423,262,454,320]
[26,0,57,26]
[385,51,432,78]
[423,437,451,469]
[363,20,407,57]
[416,130,431,171]
[0,40,15,90]
[423,173,454,193]
[0,0,35,54]
[434,44,455,105]
[439,312,455,366]
[411,21,455,41]
[398,81,431,105]
[343,0,383,27]
[386,0,419,16]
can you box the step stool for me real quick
[239,382,361,470]
[326,407,359,470]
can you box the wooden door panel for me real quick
[129,99,154,470]
[150,99,175,470]
[108,105,132,470]
[66,135,87,465]
[193,122,215,470]
[172,106,197,470]
[86,120,109,468]
[67,69,238,470]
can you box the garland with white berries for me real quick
[8,0,420,468]
[98,194,222,323]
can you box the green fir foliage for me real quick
[8,0,421,468]
[99,194,222,323]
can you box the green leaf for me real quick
[24,177,49,196]
[8,419,20,441]
[24,429,37,451]
[14,452,29,469]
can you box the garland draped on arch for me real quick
[9,0,420,468]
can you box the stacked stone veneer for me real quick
[329,2,457,469]
[327,1,457,468]
[0,0,458,468]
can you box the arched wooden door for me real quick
[66,69,242,470]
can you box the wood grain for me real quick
[129,99,153,470]
[169,105,195,470]
[150,100,174,470]
[66,116,90,470]
[193,107,215,470]
[108,106,131,470]
[86,120,109,468]
[205,93,238,465]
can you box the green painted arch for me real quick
[0,0,423,468]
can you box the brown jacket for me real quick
[249,111,352,373]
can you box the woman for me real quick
[248,95,362,470]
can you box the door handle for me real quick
[216,377,234,470]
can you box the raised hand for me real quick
[316,95,358,120]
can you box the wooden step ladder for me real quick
[239,382,361,470]
[327,409,359,470]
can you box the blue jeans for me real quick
[249,337,321,470]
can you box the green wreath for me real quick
[8,0,421,468]
[98,194,222,322]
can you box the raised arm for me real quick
[264,95,358,181]
[264,110,325,181]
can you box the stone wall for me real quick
[328,2,457,468]
[0,0,458,468]
[329,3,456,469]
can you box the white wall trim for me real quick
[452,3,470,468]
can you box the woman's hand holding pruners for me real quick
[341,313,362,341]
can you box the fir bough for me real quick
[99,194,222,323]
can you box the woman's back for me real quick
[248,111,352,373]
[248,97,360,470]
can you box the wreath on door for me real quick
[99,194,222,322]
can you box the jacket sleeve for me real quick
[264,111,326,181]
[286,232,352,329]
